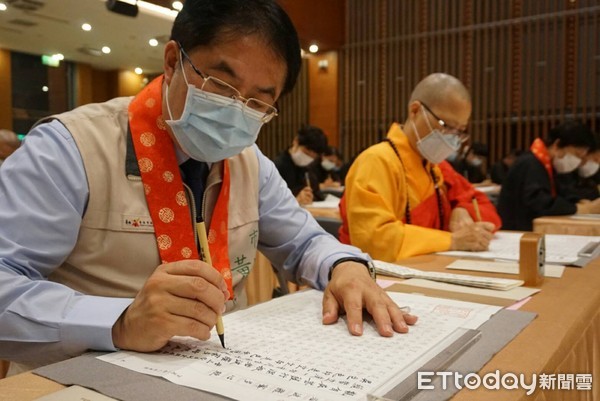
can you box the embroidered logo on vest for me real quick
[122,215,154,231]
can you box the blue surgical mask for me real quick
[165,54,264,162]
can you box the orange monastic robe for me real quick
[339,123,501,261]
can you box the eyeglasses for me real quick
[179,45,278,123]
[419,101,468,137]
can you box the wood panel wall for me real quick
[0,49,12,130]
[340,0,600,166]
[308,51,339,146]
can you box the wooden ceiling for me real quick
[147,0,345,52]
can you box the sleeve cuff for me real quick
[61,295,133,352]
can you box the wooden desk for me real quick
[533,215,600,236]
[3,254,599,401]
[393,254,600,401]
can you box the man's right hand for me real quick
[111,259,228,352]
[296,186,314,205]
[450,222,495,251]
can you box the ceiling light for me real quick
[105,0,138,17]
[137,1,178,20]
[309,43,319,53]
[81,23,92,31]
[172,1,183,11]
[42,86,49,92]
[0,3,7,11]
[134,67,143,75]
[52,53,64,61]
[77,47,102,57]
[101,46,111,54]
[148,38,158,47]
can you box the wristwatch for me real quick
[328,257,376,281]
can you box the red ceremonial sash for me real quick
[128,76,233,298]
[530,138,556,197]
[406,191,452,230]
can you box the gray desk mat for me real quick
[34,309,536,401]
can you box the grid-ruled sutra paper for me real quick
[98,290,500,401]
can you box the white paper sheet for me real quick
[446,259,565,278]
[374,260,524,290]
[394,278,540,302]
[98,290,500,401]
[438,232,600,264]
[306,194,341,208]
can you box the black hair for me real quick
[323,146,343,159]
[590,132,600,153]
[297,125,328,154]
[546,120,595,149]
[470,142,489,157]
[170,0,301,95]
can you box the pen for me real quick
[195,220,226,348]
[305,171,311,188]
[472,197,482,222]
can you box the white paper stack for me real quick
[373,260,524,291]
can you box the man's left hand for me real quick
[322,261,418,336]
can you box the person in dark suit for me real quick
[490,149,522,185]
[498,120,600,231]
[448,142,488,183]
[273,125,328,205]
[0,129,20,167]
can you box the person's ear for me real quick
[163,40,180,85]
[407,101,421,120]
[290,137,299,151]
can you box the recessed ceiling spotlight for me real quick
[172,1,183,11]
[309,43,319,53]
[52,53,64,61]
[134,67,143,75]
[148,38,159,47]
[101,46,111,54]
[81,23,92,31]
[0,3,7,11]
[42,86,49,92]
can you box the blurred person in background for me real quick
[490,149,522,185]
[498,120,600,230]
[0,129,20,167]
[312,146,345,189]
[273,125,328,205]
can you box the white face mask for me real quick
[468,157,483,167]
[291,149,314,167]
[552,152,582,174]
[578,160,600,178]
[321,159,336,171]
[411,107,461,164]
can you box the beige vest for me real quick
[45,97,260,311]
